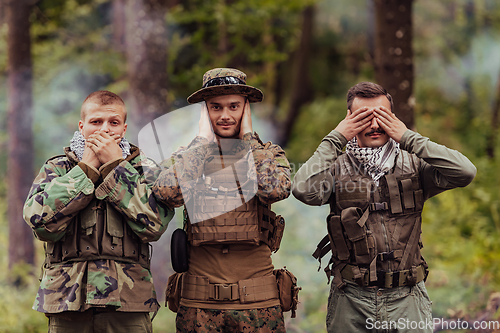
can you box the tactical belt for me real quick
[341,264,426,288]
[181,274,279,303]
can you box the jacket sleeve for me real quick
[292,129,347,206]
[245,133,291,205]
[400,130,477,199]
[152,136,210,208]
[95,152,175,243]
[23,157,95,242]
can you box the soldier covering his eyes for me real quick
[292,82,476,333]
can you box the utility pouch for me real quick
[165,272,184,312]
[269,215,285,253]
[382,173,424,216]
[326,214,349,261]
[273,267,301,318]
[79,200,100,259]
[341,207,371,265]
[335,178,371,211]
[102,203,124,258]
[60,220,78,262]
[171,229,189,273]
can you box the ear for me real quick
[347,109,351,116]
[122,123,127,137]
[78,120,84,134]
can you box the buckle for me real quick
[213,284,235,301]
[377,251,395,262]
[370,202,388,211]
[384,271,394,288]
[374,270,395,288]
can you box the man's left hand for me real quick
[373,106,408,143]
[86,131,123,164]
[239,100,253,139]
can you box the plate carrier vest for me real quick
[184,143,284,252]
[176,141,295,311]
[43,147,151,269]
[313,150,428,288]
[44,198,151,269]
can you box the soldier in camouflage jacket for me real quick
[153,68,292,333]
[23,91,174,333]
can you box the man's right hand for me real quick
[198,102,215,142]
[334,107,375,141]
[81,143,102,169]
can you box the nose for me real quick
[370,116,379,129]
[220,107,231,120]
[100,122,110,132]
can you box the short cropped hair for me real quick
[346,82,393,112]
[81,90,127,121]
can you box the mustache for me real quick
[365,129,386,136]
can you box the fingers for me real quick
[373,108,397,126]
[244,99,251,114]
[86,131,121,149]
[198,102,215,141]
[349,106,369,118]
[89,131,121,142]
[377,106,392,114]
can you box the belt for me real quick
[181,274,279,303]
[341,264,426,288]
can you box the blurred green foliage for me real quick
[2,0,500,331]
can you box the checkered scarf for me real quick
[69,131,131,161]
[346,137,400,182]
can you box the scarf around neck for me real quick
[70,131,131,161]
[346,136,400,182]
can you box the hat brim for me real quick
[187,85,263,104]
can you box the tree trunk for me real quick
[374,0,414,128]
[276,5,315,147]
[486,75,500,159]
[5,0,35,273]
[112,0,127,51]
[124,0,169,136]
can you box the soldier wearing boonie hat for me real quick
[154,68,299,332]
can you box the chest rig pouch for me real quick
[184,142,284,251]
[44,198,150,269]
[313,152,427,287]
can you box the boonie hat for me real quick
[187,68,264,104]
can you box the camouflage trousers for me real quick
[47,309,152,333]
[176,305,286,333]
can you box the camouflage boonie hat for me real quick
[187,68,264,104]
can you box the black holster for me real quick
[171,229,189,273]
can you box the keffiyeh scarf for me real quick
[346,137,400,182]
[70,131,131,161]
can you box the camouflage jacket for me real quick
[153,132,291,208]
[23,144,174,313]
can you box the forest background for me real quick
[2,0,500,332]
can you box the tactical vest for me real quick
[313,150,428,288]
[185,144,284,252]
[44,198,150,268]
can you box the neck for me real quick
[216,136,238,152]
